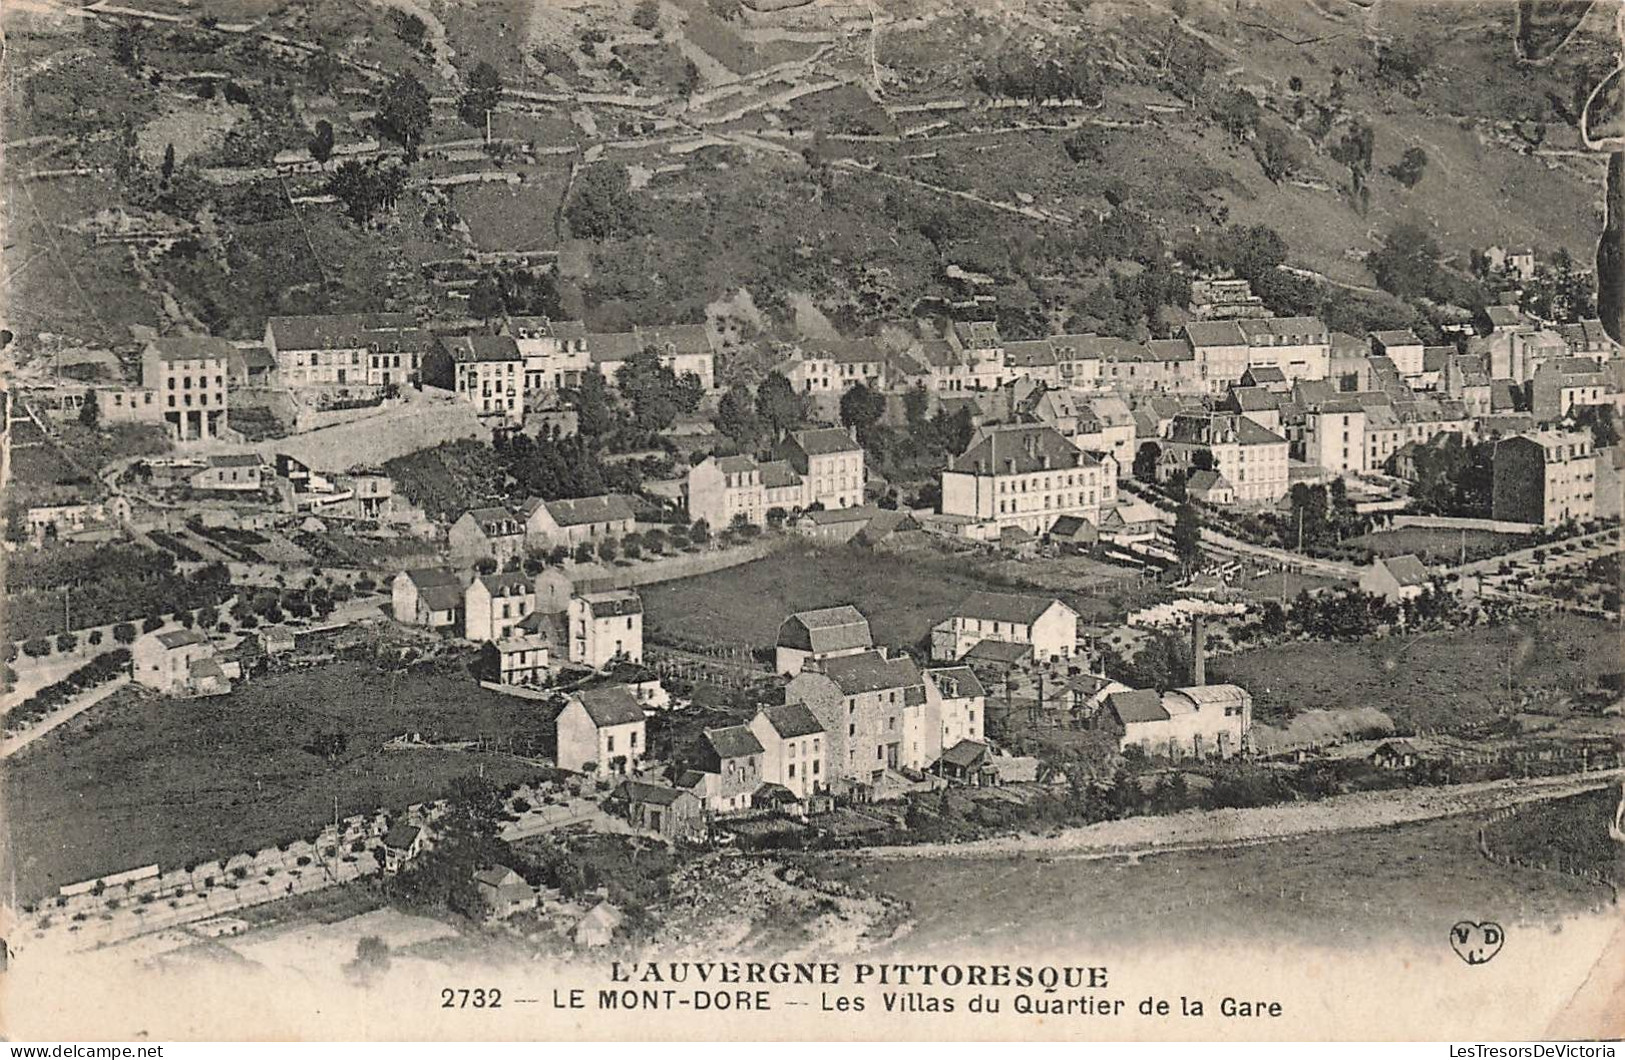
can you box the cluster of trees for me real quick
[6,649,132,730]
[973,41,1103,104]
[1366,224,1487,308]
[5,547,231,642]
[1284,479,1370,546]
[1406,435,1495,518]
[383,775,513,921]
[564,163,643,240]
[714,371,810,448]
[326,160,408,226]
[613,348,705,433]
[492,431,643,503]
[860,387,977,493]
[467,267,564,322]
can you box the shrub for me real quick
[22,637,52,658]
[112,622,137,645]
[56,633,78,654]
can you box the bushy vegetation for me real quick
[5,547,230,641]
[5,649,132,731]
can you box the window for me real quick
[631,730,639,749]
[813,760,820,775]
[606,735,616,753]
[788,763,796,779]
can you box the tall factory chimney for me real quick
[1190,612,1205,688]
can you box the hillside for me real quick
[1,0,1613,356]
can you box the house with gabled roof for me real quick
[607,780,703,838]
[692,724,766,814]
[1161,411,1288,503]
[132,628,232,697]
[778,426,866,512]
[1359,553,1432,604]
[263,312,423,389]
[464,570,536,642]
[930,591,1078,663]
[775,605,874,675]
[556,685,646,774]
[447,506,526,565]
[521,493,636,548]
[785,649,926,785]
[587,323,716,390]
[1186,469,1235,505]
[392,567,466,628]
[748,703,827,799]
[940,424,1116,536]
[421,334,525,423]
[567,589,643,668]
[1105,684,1251,759]
[923,666,986,765]
[472,865,535,919]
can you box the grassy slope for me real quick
[0,664,557,902]
[1485,787,1625,883]
[1208,615,1618,730]
[833,809,1607,954]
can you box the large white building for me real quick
[940,425,1116,535]
[929,591,1079,663]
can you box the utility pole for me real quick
[1297,507,1304,552]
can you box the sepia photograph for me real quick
[0,0,1621,1044]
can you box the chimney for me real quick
[1191,613,1205,688]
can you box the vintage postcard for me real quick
[0,0,1622,1043]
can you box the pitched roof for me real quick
[939,738,989,769]
[538,494,636,527]
[472,865,526,889]
[777,605,873,655]
[579,590,642,618]
[949,425,1093,475]
[155,629,210,649]
[383,822,421,849]
[757,702,826,739]
[572,685,646,727]
[441,334,523,363]
[954,590,1064,625]
[963,638,1031,664]
[1004,339,1058,368]
[613,780,687,806]
[508,316,587,340]
[1240,364,1287,384]
[759,460,802,489]
[1144,339,1194,363]
[1108,688,1169,724]
[1238,316,1328,341]
[1227,386,1281,412]
[1048,514,1094,539]
[790,426,862,456]
[925,665,986,700]
[819,650,923,696]
[1187,469,1231,494]
[476,571,533,597]
[267,312,417,349]
[419,583,465,612]
[1182,321,1247,347]
[705,724,765,760]
[1380,553,1431,587]
[1371,329,1422,347]
[149,335,237,362]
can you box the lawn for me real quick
[832,810,1608,956]
[1208,615,1619,731]
[1346,527,1531,566]
[641,541,1104,654]
[1485,788,1625,884]
[0,664,557,902]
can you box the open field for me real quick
[1346,528,1531,566]
[834,807,1610,956]
[641,541,1132,653]
[1486,787,1625,884]
[1207,615,1619,731]
[0,664,556,902]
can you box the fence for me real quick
[1477,802,1620,908]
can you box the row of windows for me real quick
[166,375,225,390]
[604,730,641,754]
[997,491,1095,514]
[998,472,1094,493]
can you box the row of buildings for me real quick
[683,426,867,530]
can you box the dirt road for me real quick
[853,768,1625,862]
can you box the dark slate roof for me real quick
[1187,469,1230,494]
[1372,329,1422,347]
[461,507,524,536]
[1108,688,1169,724]
[1048,514,1093,539]
[149,335,237,362]
[948,425,1093,475]
[1241,365,1287,384]
[268,312,417,349]
[939,738,989,769]
[1182,321,1247,347]
[759,460,802,489]
[963,638,1032,664]
[613,780,687,806]
[441,334,523,363]
[1382,553,1431,587]
[1004,339,1058,367]
[156,629,210,649]
[954,590,1061,625]
[573,685,646,727]
[476,571,533,597]
[791,426,862,456]
[1228,386,1281,413]
[820,650,923,696]
[777,606,873,655]
[401,568,458,593]
[419,584,465,612]
[540,494,636,526]
[580,590,642,618]
[705,724,765,760]
[383,822,421,848]
[758,702,826,739]
[925,665,986,699]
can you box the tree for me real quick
[632,0,660,30]
[112,622,137,645]
[78,389,100,429]
[564,163,641,240]
[1211,88,1261,140]
[1063,127,1109,164]
[1254,125,1299,184]
[1367,224,1446,301]
[458,61,504,130]
[617,348,701,432]
[597,537,620,563]
[56,633,78,655]
[903,383,930,428]
[306,49,342,95]
[327,160,386,226]
[309,120,336,167]
[374,72,432,157]
[467,277,505,322]
[574,542,596,564]
[1132,441,1161,483]
[715,386,759,445]
[1388,145,1428,188]
[1172,501,1203,570]
[570,372,617,438]
[838,382,886,443]
[755,371,804,439]
[161,143,176,184]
